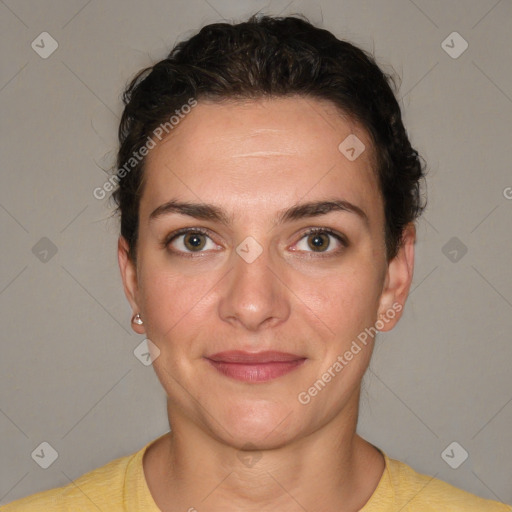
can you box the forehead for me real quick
[140,96,381,222]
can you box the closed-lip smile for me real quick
[205,350,306,382]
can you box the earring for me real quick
[132,313,144,325]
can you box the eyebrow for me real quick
[149,198,369,227]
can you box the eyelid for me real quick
[290,227,348,256]
[162,227,222,257]
[163,226,213,246]
[163,226,348,257]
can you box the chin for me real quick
[212,397,302,449]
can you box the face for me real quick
[118,96,414,449]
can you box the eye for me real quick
[292,228,347,256]
[164,228,220,256]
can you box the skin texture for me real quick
[118,96,415,512]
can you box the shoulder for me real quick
[385,455,511,512]
[0,450,138,512]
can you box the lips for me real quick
[205,351,306,382]
[207,350,303,363]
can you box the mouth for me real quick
[205,350,307,383]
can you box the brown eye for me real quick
[183,232,206,251]
[165,228,219,256]
[307,232,331,252]
[293,228,347,256]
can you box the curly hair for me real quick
[111,14,426,262]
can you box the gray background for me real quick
[1,0,511,506]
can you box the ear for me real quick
[117,236,145,334]
[376,223,415,332]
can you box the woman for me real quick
[2,14,510,512]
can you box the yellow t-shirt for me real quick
[1,435,510,511]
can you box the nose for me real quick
[218,243,291,332]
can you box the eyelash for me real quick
[162,227,213,259]
[292,227,348,258]
[163,227,348,259]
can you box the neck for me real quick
[144,389,384,512]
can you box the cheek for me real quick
[138,266,202,339]
[300,264,383,343]
[138,270,211,389]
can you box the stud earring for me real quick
[132,313,144,325]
